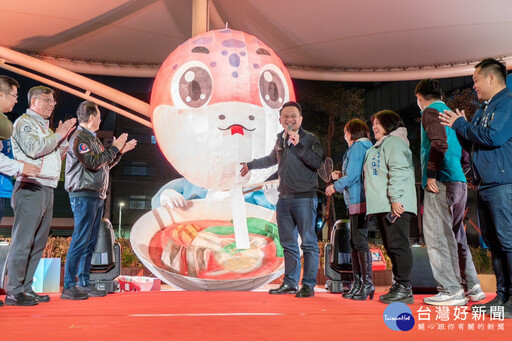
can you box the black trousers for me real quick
[375,212,413,285]
[350,213,369,253]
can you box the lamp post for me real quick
[118,202,124,238]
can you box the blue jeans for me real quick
[64,197,105,289]
[276,196,319,287]
[477,184,512,299]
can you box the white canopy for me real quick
[1,0,511,81]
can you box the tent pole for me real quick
[0,46,150,117]
[192,0,209,36]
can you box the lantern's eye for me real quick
[172,61,213,108]
[258,65,289,109]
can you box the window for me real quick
[129,195,151,210]
[122,161,155,176]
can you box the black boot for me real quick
[352,251,375,300]
[379,283,414,304]
[342,251,361,299]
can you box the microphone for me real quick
[284,124,293,138]
[284,124,293,147]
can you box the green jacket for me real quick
[420,101,466,187]
[364,128,417,215]
[0,112,13,140]
[0,112,23,177]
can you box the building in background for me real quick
[0,72,179,237]
[0,70,477,239]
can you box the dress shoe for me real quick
[4,292,38,306]
[78,284,107,297]
[25,290,51,303]
[268,283,298,295]
[379,283,414,304]
[504,298,512,319]
[61,286,89,300]
[295,285,315,298]
[471,295,506,314]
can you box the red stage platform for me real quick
[1,287,511,340]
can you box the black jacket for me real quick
[247,127,322,198]
[65,126,121,199]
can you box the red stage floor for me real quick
[1,286,511,340]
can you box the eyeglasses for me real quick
[37,97,57,105]
[1,90,18,99]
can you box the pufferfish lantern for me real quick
[150,29,295,190]
[130,29,295,290]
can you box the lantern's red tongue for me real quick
[230,125,244,135]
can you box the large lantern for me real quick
[150,29,295,190]
[131,29,295,290]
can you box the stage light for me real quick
[90,218,121,293]
[324,220,353,293]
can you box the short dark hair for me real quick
[0,75,20,94]
[475,58,507,84]
[344,119,370,140]
[28,85,54,106]
[415,79,441,100]
[370,110,405,135]
[77,101,99,123]
[279,101,302,116]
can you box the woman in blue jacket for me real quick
[326,119,373,300]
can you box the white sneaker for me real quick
[466,284,486,302]
[423,289,468,306]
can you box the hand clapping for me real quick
[120,139,137,154]
[55,118,77,139]
[112,133,128,151]
[439,109,466,128]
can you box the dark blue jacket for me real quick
[452,88,512,187]
[0,139,14,198]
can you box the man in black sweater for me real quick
[241,101,322,298]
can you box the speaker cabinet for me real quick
[411,245,437,294]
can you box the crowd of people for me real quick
[323,58,510,319]
[241,57,511,319]
[1,57,511,320]
[0,77,136,307]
